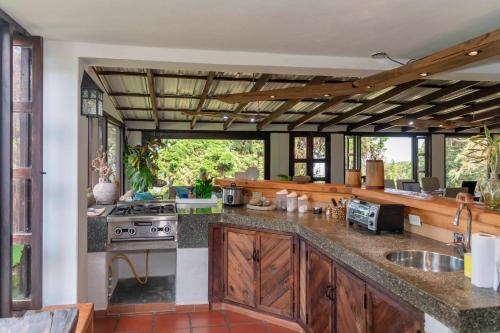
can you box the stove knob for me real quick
[128,228,136,235]
[151,227,158,233]
[164,226,170,233]
[114,228,123,235]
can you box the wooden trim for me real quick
[191,71,215,129]
[289,133,331,183]
[146,69,159,128]
[0,20,12,318]
[288,95,348,130]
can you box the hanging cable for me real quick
[108,250,150,285]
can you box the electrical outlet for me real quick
[453,232,465,243]
[408,214,421,226]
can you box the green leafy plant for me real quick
[194,168,213,198]
[125,139,166,192]
[465,126,500,179]
[276,174,292,181]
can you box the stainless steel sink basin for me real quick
[385,250,464,272]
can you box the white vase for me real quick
[93,182,118,204]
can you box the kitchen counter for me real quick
[86,205,500,332]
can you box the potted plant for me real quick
[124,139,165,199]
[91,148,118,204]
[194,168,213,199]
[466,126,500,210]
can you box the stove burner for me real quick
[111,200,177,217]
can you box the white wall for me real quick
[270,133,290,179]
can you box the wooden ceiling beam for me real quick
[371,81,478,132]
[288,96,348,130]
[224,74,271,130]
[455,116,500,132]
[146,69,159,128]
[257,76,328,130]
[190,71,216,129]
[318,80,421,131]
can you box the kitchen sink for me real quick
[385,250,464,272]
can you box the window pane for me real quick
[313,137,326,159]
[294,163,307,176]
[12,244,31,300]
[360,137,412,180]
[107,123,119,183]
[12,178,31,233]
[445,137,488,187]
[13,46,32,103]
[294,137,307,159]
[12,113,32,168]
[418,156,426,171]
[313,163,326,178]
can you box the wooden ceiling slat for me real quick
[456,115,500,132]
[288,96,348,130]
[257,76,328,130]
[368,81,478,132]
[146,69,159,128]
[190,71,216,129]
[224,74,271,130]
[317,80,422,131]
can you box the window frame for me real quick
[345,133,431,182]
[142,130,271,180]
[289,133,330,183]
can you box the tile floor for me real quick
[94,310,298,333]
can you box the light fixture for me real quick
[81,71,103,118]
[250,117,256,123]
[223,114,229,120]
[408,121,415,126]
[467,50,479,57]
[323,94,331,97]
[419,72,429,77]
[269,95,276,99]
[439,124,444,127]
[366,85,372,89]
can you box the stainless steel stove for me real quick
[107,200,178,243]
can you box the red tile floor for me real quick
[94,310,299,333]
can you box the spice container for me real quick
[286,192,298,212]
[298,195,309,213]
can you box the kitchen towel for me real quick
[493,236,500,290]
[472,233,496,288]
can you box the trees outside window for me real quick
[445,136,488,187]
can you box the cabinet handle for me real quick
[325,285,335,301]
[255,250,260,262]
[252,249,257,261]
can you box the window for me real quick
[345,135,430,184]
[445,136,488,187]
[106,121,122,186]
[290,134,330,183]
[142,131,270,185]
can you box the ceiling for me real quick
[2,0,500,58]
[94,67,500,132]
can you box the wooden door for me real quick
[224,227,257,307]
[257,232,294,318]
[336,266,366,333]
[307,246,334,333]
[366,285,423,333]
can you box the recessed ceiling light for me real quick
[467,50,479,57]
[439,124,444,127]
[366,85,372,89]
[223,114,229,120]
[323,94,331,97]
[408,121,415,126]
[419,72,429,77]
[269,95,276,99]
[250,117,256,123]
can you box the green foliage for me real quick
[446,135,489,187]
[194,169,214,198]
[277,174,292,181]
[124,139,165,192]
[157,139,264,186]
[360,137,412,180]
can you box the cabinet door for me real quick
[307,246,334,333]
[257,232,294,318]
[224,227,257,307]
[366,285,423,333]
[298,240,307,326]
[336,266,366,333]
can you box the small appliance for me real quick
[347,199,404,234]
[222,183,245,206]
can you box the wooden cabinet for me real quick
[366,285,423,333]
[224,227,257,307]
[336,265,367,333]
[208,224,424,332]
[257,232,294,317]
[307,246,334,333]
[221,226,295,318]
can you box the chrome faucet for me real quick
[447,193,473,257]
